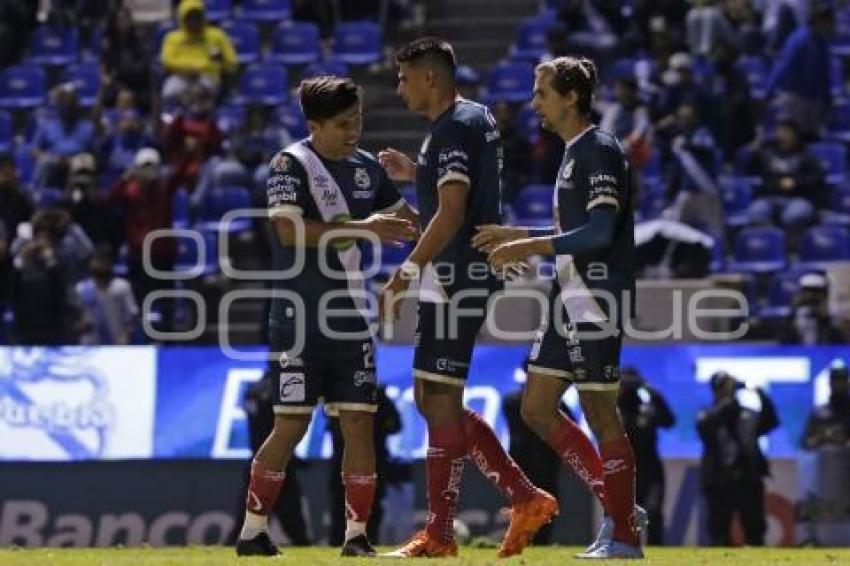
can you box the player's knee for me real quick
[416,380,463,421]
[338,410,374,436]
[271,414,311,447]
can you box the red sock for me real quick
[464,409,537,505]
[546,416,609,515]
[600,435,638,545]
[425,422,467,544]
[245,459,285,516]
[343,473,377,523]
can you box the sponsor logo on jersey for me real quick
[279,372,306,402]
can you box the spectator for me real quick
[75,246,138,345]
[10,210,83,345]
[0,154,34,246]
[61,153,123,250]
[160,0,237,107]
[686,0,758,57]
[654,52,715,131]
[706,43,755,157]
[778,273,844,345]
[162,82,224,193]
[125,0,172,25]
[661,102,724,236]
[292,0,334,42]
[191,152,250,212]
[801,363,850,449]
[599,76,653,192]
[745,117,826,231]
[10,207,94,286]
[98,109,156,188]
[100,6,153,112]
[0,0,38,69]
[106,148,175,311]
[229,104,292,184]
[617,367,676,545]
[492,102,531,204]
[32,84,96,188]
[762,0,806,55]
[697,371,779,547]
[456,65,481,101]
[765,2,835,139]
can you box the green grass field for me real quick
[1,546,849,565]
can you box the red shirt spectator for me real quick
[162,84,223,192]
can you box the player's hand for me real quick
[487,239,539,272]
[379,269,413,321]
[472,225,527,253]
[378,147,416,182]
[353,214,418,247]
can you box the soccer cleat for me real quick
[498,489,559,558]
[380,530,458,558]
[341,534,377,557]
[578,505,648,557]
[575,540,645,559]
[235,532,279,557]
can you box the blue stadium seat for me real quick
[0,64,47,109]
[276,98,307,138]
[302,58,350,80]
[29,26,79,66]
[62,63,100,107]
[513,185,554,226]
[637,180,667,221]
[204,0,232,21]
[174,229,219,275]
[734,56,768,99]
[197,186,253,233]
[14,146,36,186]
[237,63,289,105]
[709,237,726,273]
[487,61,534,103]
[269,22,321,65]
[216,104,245,134]
[241,0,292,22]
[797,225,850,270]
[0,111,11,153]
[333,22,383,65]
[172,189,190,230]
[827,101,850,143]
[729,226,787,273]
[154,22,176,54]
[823,185,850,225]
[220,21,261,64]
[809,142,847,186]
[606,58,637,82]
[719,176,754,227]
[760,271,800,319]
[515,102,540,141]
[511,18,552,61]
[34,187,65,207]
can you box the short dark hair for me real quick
[298,76,361,122]
[536,56,599,116]
[396,37,457,77]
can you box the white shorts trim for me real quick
[268,204,304,218]
[324,402,378,417]
[413,369,465,387]
[527,364,574,379]
[273,405,316,415]
[586,196,620,211]
[437,172,470,188]
[574,382,620,392]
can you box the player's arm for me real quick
[405,179,468,267]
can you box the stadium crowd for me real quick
[0,0,848,346]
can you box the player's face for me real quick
[396,62,427,112]
[531,70,570,133]
[309,102,363,159]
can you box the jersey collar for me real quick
[565,124,596,150]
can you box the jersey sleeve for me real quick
[266,152,310,218]
[373,167,405,214]
[583,143,626,213]
[433,121,472,189]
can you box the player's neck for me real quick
[425,91,460,122]
[558,116,593,145]
[309,136,346,161]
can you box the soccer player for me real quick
[235,76,418,557]
[473,56,644,559]
[377,37,558,558]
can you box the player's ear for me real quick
[564,89,579,109]
[306,119,322,136]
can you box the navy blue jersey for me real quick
[266,139,403,335]
[553,126,636,323]
[415,98,503,296]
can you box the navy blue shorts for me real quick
[527,315,623,392]
[268,326,378,416]
[412,296,489,387]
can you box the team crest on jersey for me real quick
[562,159,575,180]
[354,167,371,189]
[272,153,291,172]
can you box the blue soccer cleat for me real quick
[577,504,648,557]
[576,540,645,559]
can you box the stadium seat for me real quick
[216,104,245,134]
[760,271,801,319]
[638,180,667,221]
[0,110,11,152]
[486,61,534,103]
[62,63,100,107]
[513,185,554,226]
[797,225,850,270]
[154,22,176,54]
[29,26,79,66]
[333,22,383,65]
[515,102,540,141]
[241,0,292,22]
[174,229,219,275]
[220,21,261,65]
[276,98,307,138]
[719,176,754,228]
[237,63,289,105]
[729,226,787,273]
[809,142,847,186]
[14,146,36,186]
[823,185,850,225]
[827,101,850,143]
[34,187,65,207]
[0,64,47,109]
[204,0,232,21]
[511,18,552,61]
[734,56,768,99]
[197,186,254,233]
[268,22,321,65]
[709,237,726,273]
[302,58,350,80]
[172,189,190,230]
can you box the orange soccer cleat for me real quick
[380,530,458,558]
[498,489,559,558]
